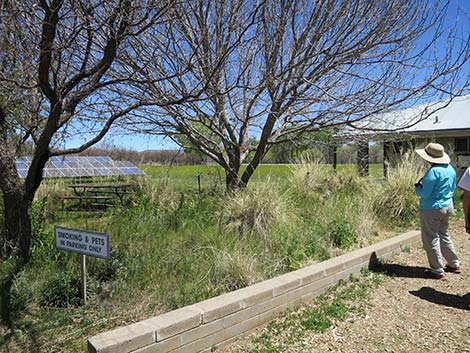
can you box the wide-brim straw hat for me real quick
[415,143,450,164]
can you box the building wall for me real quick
[385,136,469,178]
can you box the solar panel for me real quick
[16,156,145,178]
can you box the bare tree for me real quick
[0,0,178,328]
[130,0,470,189]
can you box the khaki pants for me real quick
[419,205,460,276]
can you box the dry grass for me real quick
[133,175,180,210]
[217,179,297,236]
[222,219,470,353]
[372,151,427,222]
[288,153,330,198]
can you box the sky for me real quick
[66,0,470,153]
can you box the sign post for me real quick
[54,226,110,305]
[80,254,87,304]
[197,172,202,193]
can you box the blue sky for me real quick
[66,0,470,152]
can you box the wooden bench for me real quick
[61,195,113,211]
[88,190,133,201]
[69,183,134,205]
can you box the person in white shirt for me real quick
[458,166,470,234]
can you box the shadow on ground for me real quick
[367,253,469,311]
[409,287,470,311]
[370,261,430,279]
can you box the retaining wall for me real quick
[88,230,421,353]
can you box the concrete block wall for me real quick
[88,230,421,353]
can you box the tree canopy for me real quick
[130,0,470,188]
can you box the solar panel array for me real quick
[16,156,145,178]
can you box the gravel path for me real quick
[223,219,470,353]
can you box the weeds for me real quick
[244,269,385,353]
[372,151,426,224]
[1,161,424,353]
[218,180,296,236]
[39,272,82,308]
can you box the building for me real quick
[336,95,470,177]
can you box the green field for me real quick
[0,161,429,353]
[140,163,384,189]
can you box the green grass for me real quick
[141,163,384,181]
[0,162,420,353]
[234,270,385,353]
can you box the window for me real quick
[455,137,470,154]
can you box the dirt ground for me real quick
[224,219,470,353]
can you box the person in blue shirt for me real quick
[415,143,461,280]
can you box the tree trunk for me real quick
[0,187,33,329]
[2,190,32,260]
[224,148,243,190]
[0,163,34,329]
[226,169,241,190]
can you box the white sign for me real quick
[54,226,110,259]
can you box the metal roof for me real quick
[340,95,470,139]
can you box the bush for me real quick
[373,151,426,224]
[282,234,331,271]
[31,198,56,261]
[218,181,295,236]
[89,246,128,282]
[39,272,82,308]
[288,153,330,199]
[328,220,357,249]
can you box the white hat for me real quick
[415,143,450,164]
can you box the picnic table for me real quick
[62,183,133,210]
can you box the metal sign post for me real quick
[80,254,87,304]
[197,172,202,193]
[54,226,110,305]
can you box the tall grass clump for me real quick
[210,248,262,291]
[289,154,369,201]
[132,175,181,210]
[288,153,330,199]
[35,178,68,201]
[289,156,377,251]
[218,180,296,236]
[373,151,427,224]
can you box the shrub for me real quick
[328,219,357,249]
[218,180,295,236]
[133,176,180,210]
[39,272,82,308]
[373,151,426,223]
[282,234,331,271]
[89,246,128,282]
[210,249,261,291]
[288,153,330,198]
